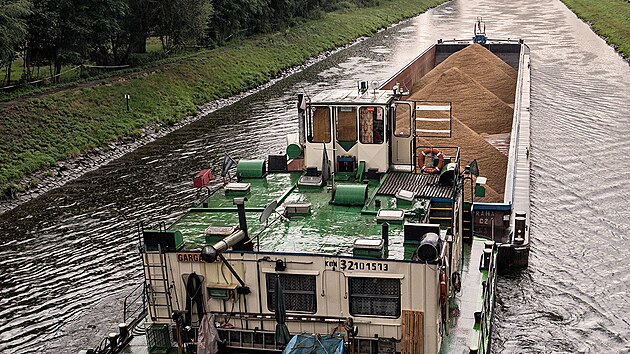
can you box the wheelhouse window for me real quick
[394,103,411,137]
[336,106,357,142]
[349,277,400,317]
[266,274,317,313]
[359,106,384,144]
[308,106,331,143]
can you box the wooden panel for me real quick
[401,310,424,354]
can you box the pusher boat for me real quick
[84,21,530,354]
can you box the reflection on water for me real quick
[1,0,629,352]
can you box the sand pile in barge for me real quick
[410,44,517,202]
[411,43,517,104]
[410,67,513,135]
[417,118,507,201]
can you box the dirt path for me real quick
[0,65,164,108]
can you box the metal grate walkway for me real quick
[377,172,453,199]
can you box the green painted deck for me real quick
[171,172,422,260]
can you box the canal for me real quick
[0,0,629,352]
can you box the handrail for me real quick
[89,282,147,354]
[123,282,146,323]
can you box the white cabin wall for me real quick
[335,143,359,161]
[147,252,443,353]
[304,142,334,172]
[357,144,388,172]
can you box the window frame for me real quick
[359,106,385,144]
[335,106,358,142]
[393,102,412,138]
[266,273,318,314]
[307,106,332,143]
[348,277,401,318]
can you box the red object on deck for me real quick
[193,169,213,188]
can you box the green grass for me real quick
[3,57,81,87]
[0,0,446,198]
[146,37,163,53]
[1,36,164,93]
[561,0,630,59]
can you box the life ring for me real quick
[419,147,444,174]
[440,272,447,304]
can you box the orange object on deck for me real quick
[419,147,444,174]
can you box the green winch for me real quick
[332,184,368,206]
[237,159,266,178]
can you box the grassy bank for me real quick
[0,0,445,198]
[561,0,630,59]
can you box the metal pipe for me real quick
[233,197,253,252]
[235,198,248,239]
[381,222,389,246]
[298,94,306,145]
[201,230,246,263]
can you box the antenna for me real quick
[371,80,379,95]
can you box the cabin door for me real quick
[391,102,415,166]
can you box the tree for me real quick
[0,0,31,85]
[209,0,266,44]
[82,0,127,65]
[122,0,156,56]
[26,0,127,80]
[154,0,212,52]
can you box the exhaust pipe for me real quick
[202,197,253,263]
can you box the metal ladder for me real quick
[143,244,177,321]
[428,201,454,229]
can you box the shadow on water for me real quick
[1,0,630,353]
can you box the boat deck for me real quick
[377,172,453,198]
[170,171,450,260]
[441,238,493,353]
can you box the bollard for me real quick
[381,222,389,246]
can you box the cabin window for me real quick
[349,277,400,317]
[394,103,412,137]
[266,274,317,313]
[336,106,357,142]
[359,106,384,144]
[308,106,331,143]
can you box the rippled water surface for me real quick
[1,0,630,352]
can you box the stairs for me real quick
[143,245,177,322]
[463,202,473,240]
[428,200,453,229]
[428,200,473,240]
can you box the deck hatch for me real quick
[376,209,405,223]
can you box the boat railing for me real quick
[476,247,498,353]
[438,38,524,44]
[123,282,147,325]
[218,326,388,353]
[88,283,147,354]
[415,145,461,193]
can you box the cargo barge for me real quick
[83,22,530,354]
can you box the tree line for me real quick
[1,0,382,86]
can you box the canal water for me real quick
[1,0,629,352]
